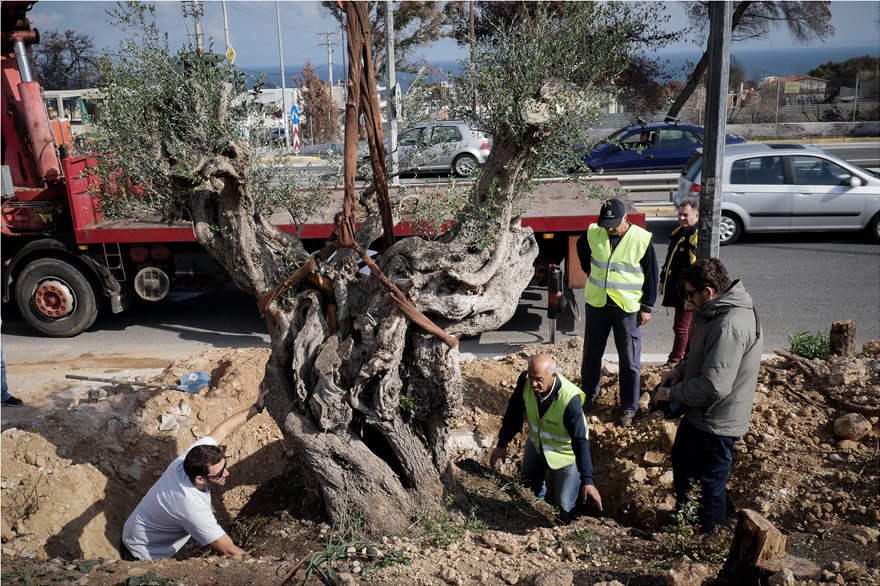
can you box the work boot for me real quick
[619,410,635,427]
[2,395,23,407]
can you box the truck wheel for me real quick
[452,154,478,177]
[15,258,99,337]
[719,211,743,246]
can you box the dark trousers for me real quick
[581,303,641,412]
[671,418,737,534]
[668,305,693,364]
[119,539,139,561]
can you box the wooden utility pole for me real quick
[697,1,732,260]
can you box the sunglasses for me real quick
[684,287,703,299]
[205,458,229,480]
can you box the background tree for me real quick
[93,1,642,534]
[33,29,100,90]
[322,0,450,79]
[667,1,834,118]
[809,55,880,102]
[296,60,337,144]
[446,1,678,122]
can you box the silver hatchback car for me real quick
[675,143,880,245]
[393,120,492,177]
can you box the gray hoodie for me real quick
[669,280,762,437]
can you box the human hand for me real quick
[654,386,671,403]
[580,484,603,511]
[489,447,507,469]
[658,367,682,388]
[637,311,653,327]
[256,387,269,410]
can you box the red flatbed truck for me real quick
[1,2,643,338]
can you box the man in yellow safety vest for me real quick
[490,353,603,523]
[577,198,658,427]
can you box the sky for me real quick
[26,0,880,80]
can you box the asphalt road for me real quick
[3,221,877,367]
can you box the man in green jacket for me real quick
[654,258,762,534]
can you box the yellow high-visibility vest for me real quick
[523,374,587,469]
[584,224,652,313]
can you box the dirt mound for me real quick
[2,341,878,585]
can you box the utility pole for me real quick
[386,1,399,185]
[318,31,338,130]
[697,0,731,261]
[276,0,290,148]
[182,0,204,52]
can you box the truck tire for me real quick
[15,258,99,337]
[719,211,743,246]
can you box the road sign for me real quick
[226,45,236,64]
[290,104,299,126]
[292,125,301,155]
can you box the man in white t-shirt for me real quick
[121,389,268,560]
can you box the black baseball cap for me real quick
[598,198,626,228]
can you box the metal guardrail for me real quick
[607,172,679,200]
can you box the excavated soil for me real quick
[1,339,878,586]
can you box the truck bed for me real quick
[73,177,630,244]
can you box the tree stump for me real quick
[830,320,856,357]
[723,509,821,582]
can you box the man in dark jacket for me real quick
[577,198,658,427]
[654,258,762,534]
[659,200,699,366]
[490,354,603,523]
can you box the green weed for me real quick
[788,330,831,360]
[662,483,732,563]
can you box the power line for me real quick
[227,1,322,36]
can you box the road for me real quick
[3,222,877,368]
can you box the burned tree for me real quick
[92,1,642,533]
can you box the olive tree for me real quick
[93,1,643,534]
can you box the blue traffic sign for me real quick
[290,104,299,125]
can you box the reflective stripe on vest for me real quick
[522,374,588,470]
[660,226,698,296]
[584,223,652,313]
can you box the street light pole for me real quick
[276,0,290,148]
[386,1,399,186]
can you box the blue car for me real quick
[578,120,746,172]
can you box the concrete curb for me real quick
[256,155,323,164]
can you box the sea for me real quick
[242,44,879,90]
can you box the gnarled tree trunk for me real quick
[177,3,542,535]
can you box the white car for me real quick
[675,143,880,245]
[360,121,492,178]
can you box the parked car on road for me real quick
[674,143,880,245]
[361,120,492,177]
[577,120,746,172]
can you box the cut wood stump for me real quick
[830,320,856,357]
[723,509,821,582]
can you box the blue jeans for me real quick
[671,418,737,534]
[581,303,642,412]
[521,440,581,522]
[1,345,9,402]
